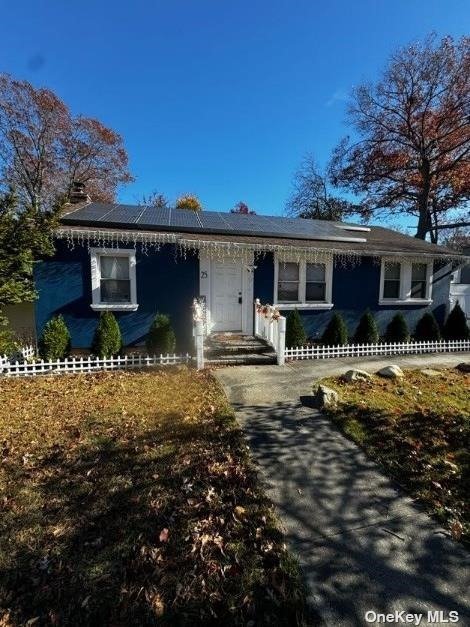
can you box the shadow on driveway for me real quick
[217,368,470,627]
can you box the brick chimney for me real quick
[69,181,91,204]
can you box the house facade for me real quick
[30,201,463,352]
[450,246,470,321]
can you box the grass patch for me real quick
[321,368,470,547]
[0,367,309,625]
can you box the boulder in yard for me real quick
[420,368,442,377]
[315,384,339,408]
[456,362,470,373]
[377,365,404,379]
[341,369,372,382]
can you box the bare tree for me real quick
[330,35,470,242]
[286,154,357,221]
[139,190,169,209]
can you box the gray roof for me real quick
[61,202,460,258]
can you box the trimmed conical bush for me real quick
[91,311,122,357]
[353,309,379,344]
[285,309,307,347]
[146,313,176,354]
[443,302,469,340]
[385,313,410,342]
[39,315,71,360]
[321,312,348,346]
[414,312,440,341]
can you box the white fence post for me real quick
[277,316,286,365]
[195,319,205,370]
[254,299,260,336]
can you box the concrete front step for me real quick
[206,344,271,355]
[204,333,276,366]
[206,353,277,366]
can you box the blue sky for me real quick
[1,0,468,220]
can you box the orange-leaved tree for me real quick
[330,35,469,242]
[175,194,203,212]
[0,73,133,212]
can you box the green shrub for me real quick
[285,309,307,347]
[146,313,176,354]
[443,302,469,340]
[0,312,16,356]
[321,312,348,346]
[414,312,440,341]
[38,315,71,360]
[91,311,122,357]
[385,313,410,342]
[353,309,379,344]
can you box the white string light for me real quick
[57,227,460,268]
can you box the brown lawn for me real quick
[0,368,309,626]
[322,367,470,547]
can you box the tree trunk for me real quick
[415,160,432,240]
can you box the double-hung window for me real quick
[382,262,401,299]
[90,249,138,311]
[379,260,432,304]
[100,256,131,303]
[275,258,333,308]
[277,262,300,302]
[410,263,427,299]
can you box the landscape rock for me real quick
[315,385,339,408]
[420,368,442,377]
[341,369,372,382]
[377,365,404,379]
[456,362,470,373]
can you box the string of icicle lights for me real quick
[57,227,458,267]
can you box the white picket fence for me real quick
[0,353,192,377]
[0,344,36,365]
[284,339,470,361]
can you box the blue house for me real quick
[32,195,461,355]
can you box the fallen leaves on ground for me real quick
[0,367,309,626]
[323,368,470,547]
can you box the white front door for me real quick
[212,260,243,331]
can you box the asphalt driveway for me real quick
[215,354,470,627]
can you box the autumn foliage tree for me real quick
[330,35,470,241]
[0,73,132,212]
[175,194,203,212]
[230,201,256,215]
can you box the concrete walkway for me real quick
[215,354,470,627]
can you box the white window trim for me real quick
[379,259,433,305]
[90,248,138,311]
[274,256,334,309]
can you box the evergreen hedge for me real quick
[285,309,307,347]
[414,312,440,341]
[385,313,410,342]
[0,311,16,356]
[38,315,71,360]
[353,310,379,344]
[443,302,470,340]
[146,313,176,354]
[91,311,122,357]
[321,313,348,346]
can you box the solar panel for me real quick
[137,206,171,227]
[199,212,234,231]
[62,203,367,243]
[100,205,143,224]
[170,208,202,229]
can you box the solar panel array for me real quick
[62,203,368,243]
